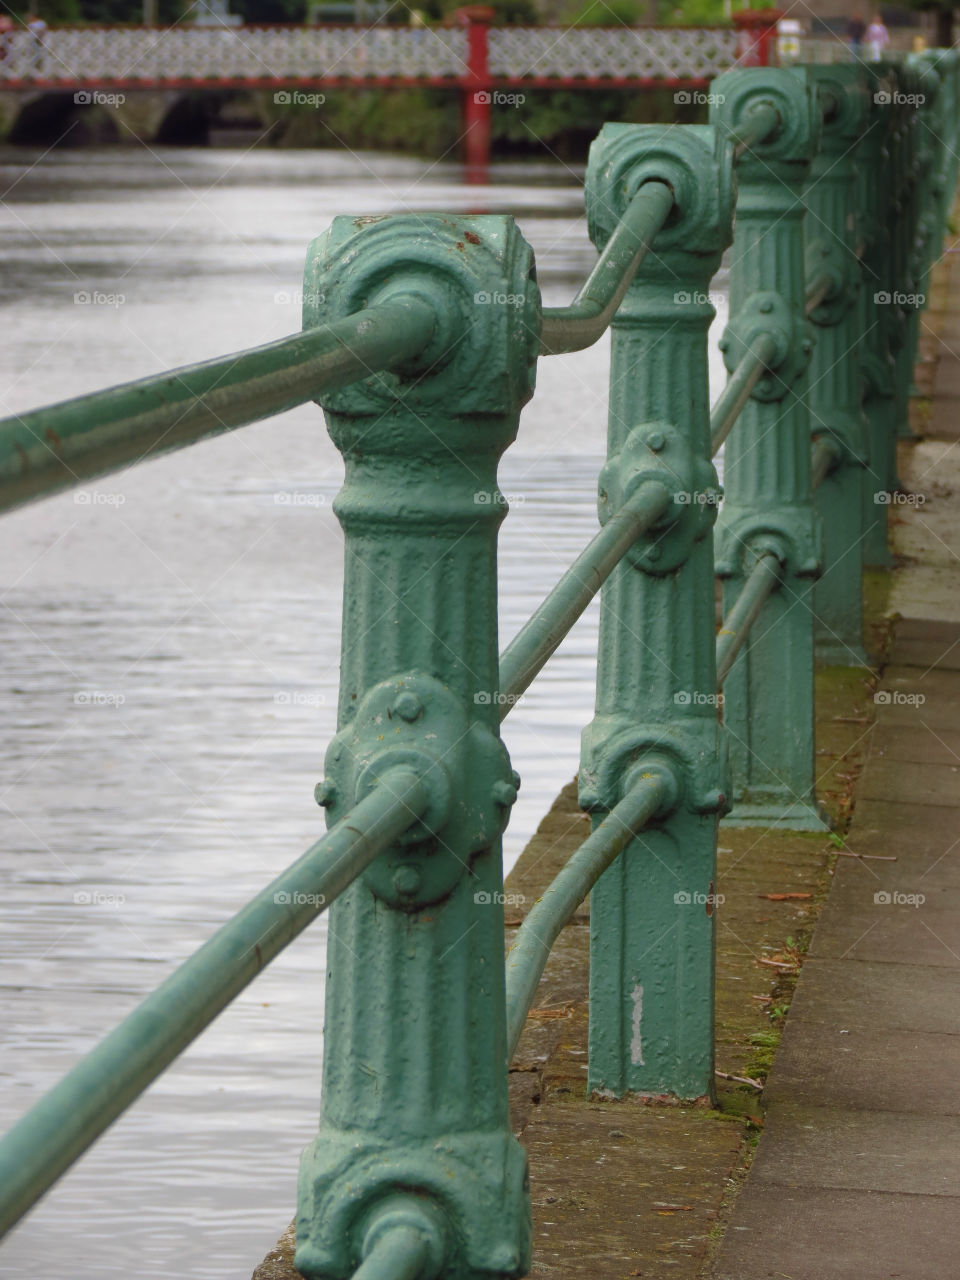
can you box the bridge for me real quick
[1,44,958,1280]
[0,10,778,163]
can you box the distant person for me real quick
[865,14,890,59]
[847,11,866,58]
[26,12,46,74]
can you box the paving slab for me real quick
[750,1103,960,1196]
[711,1185,960,1280]
[858,755,960,806]
[781,956,960,1034]
[862,721,960,766]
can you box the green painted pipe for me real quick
[716,552,783,687]
[0,766,428,1240]
[811,436,840,491]
[805,270,834,314]
[353,1226,432,1280]
[729,99,782,159]
[504,772,669,1061]
[497,480,672,717]
[539,181,675,354]
[0,296,436,514]
[710,331,780,456]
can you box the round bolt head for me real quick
[759,299,773,314]
[393,864,422,896]
[511,769,522,791]
[492,780,518,807]
[392,692,423,722]
[646,545,662,563]
[314,779,337,807]
[646,430,666,452]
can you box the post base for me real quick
[721,798,831,831]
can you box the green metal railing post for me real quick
[894,63,924,437]
[859,67,899,567]
[294,214,539,1280]
[579,125,733,1100]
[803,65,871,665]
[902,57,942,393]
[711,68,828,830]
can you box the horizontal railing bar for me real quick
[805,271,833,314]
[811,436,840,490]
[539,181,675,355]
[729,100,782,160]
[504,772,668,1060]
[716,551,783,686]
[710,330,780,455]
[0,296,436,515]
[497,480,673,718]
[0,766,428,1240]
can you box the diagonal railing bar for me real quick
[811,435,841,491]
[504,771,670,1061]
[716,551,784,686]
[710,330,780,456]
[497,481,672,718]
[0,296,436,514]
[539,180,674,354]
[0,766,428,1241]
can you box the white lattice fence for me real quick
[0,26,469,83]
[489,26,739,80]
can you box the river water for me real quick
[0,145,728,1278]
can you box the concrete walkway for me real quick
[708,253,960,1280]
